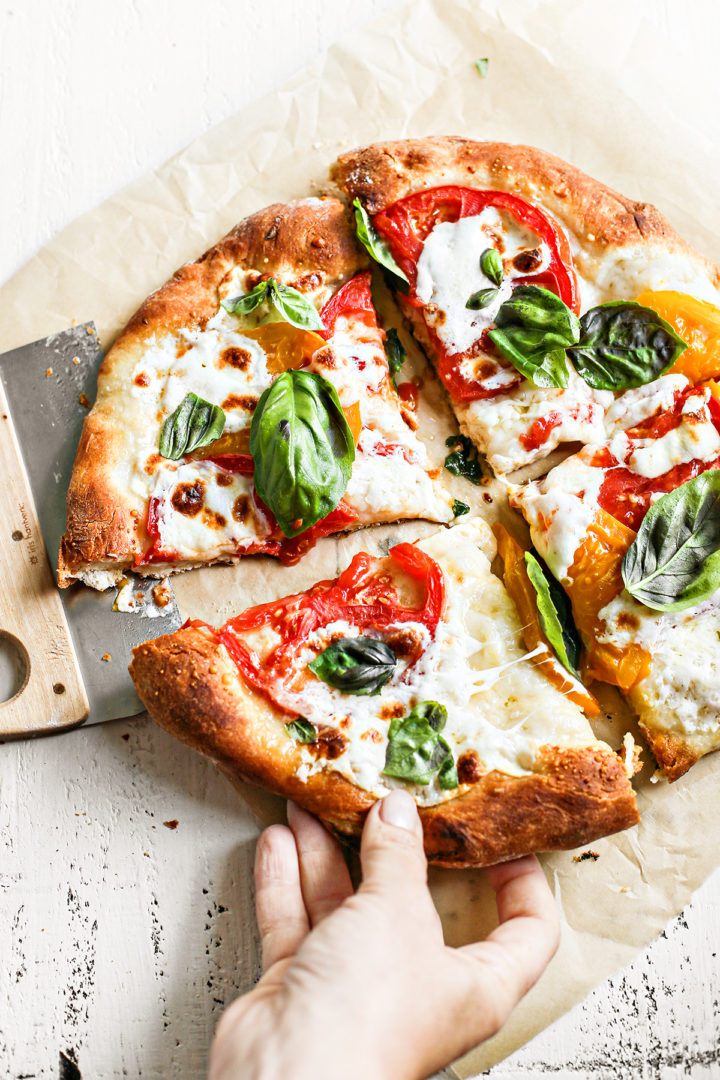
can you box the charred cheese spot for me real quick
[313,345,338,370]
[313,726,347,760]
[457,750,483,785]
[232,495,252,523]
[512,248,543,273]
[385,627,424,663]
[134,372,150,387]
[176,341,191,359]
[292,272,322,292]
[202,509,227,530]
[360,728,383,742]
[171,481,205,517]
[378,702,406,721]
[144,453,163,476]
[616,611,642,633]
[218,346,253,371]
[222,393,258,412]
[215,472,234,488]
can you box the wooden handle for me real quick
[0,381,88,735]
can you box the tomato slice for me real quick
[564,509,651,691]
[370,187,578,404]
[493,524,600,715]
[319,270,376,338]
[636,290,720,384]
[215,542,446,713]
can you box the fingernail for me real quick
[379,789,417,831]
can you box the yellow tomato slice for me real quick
[243,322,327,375]
[493,524,600,716]
[564,509,651,691]
[637,289,720,384]
[187,428,251,460]
[342,401,363,446]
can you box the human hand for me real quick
[208,790,560,1080]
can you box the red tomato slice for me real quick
[319,270,376,339]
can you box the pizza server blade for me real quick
[0,324,181,736]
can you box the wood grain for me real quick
[0,379,88,735]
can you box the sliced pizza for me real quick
[334,138,720,475]
[513,376,720,779]
[129,518,638,867]
[58,197,453,590]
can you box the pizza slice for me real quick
[334,138,720,475]
[58,197,453,589]
[513,372,720,780]
[129,518,638,867]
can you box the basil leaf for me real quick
[285,718,317,744]
[466,287,499,310]
[352,198,409,288]
[222,277,324,331]
[452,499,470,517]
[383,701,457,788]
[621,470,720,611]
[309,636,397,696]
[270,281,325,331]
[444,434,482,486]
[158,392,225,460]
[474,57,489,77]
[384,327,407,387]
[480,247,503,287]
[488,285,579,389]
[568,301,687,390]
[524,552,581,677]
[250,370,355,537]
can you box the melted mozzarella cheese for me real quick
[623,390,720,478]
[456,370,612,474]
[604,375,689,435]
[415,209,551,355]
[511,452,606,581]
[247,519,608,805]
[152,460,266,559]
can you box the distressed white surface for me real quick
[1,1,719,1077]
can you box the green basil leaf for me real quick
[488,285,579,389]
[474,57,489,77]
[444,434,483,486]
[285,718,317,744]
[309,636,397,695]
[383,701,456,787]
[158,392,226,460]
[270,280,325,331]
[250,369,355,537]
[480,247,503,287]
[222,277,324,331]
[621,470,720,611]
[452,499,470,517]
[352,198,409,288]
[384,327,407,387]
[568,301,687,389]
[466,287,499,310]
[220,278,270,317]
[524,552,581,677]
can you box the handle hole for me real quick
[0,632,30,704]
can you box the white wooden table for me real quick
[1,2,718,1076]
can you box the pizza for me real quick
[60,136,720,862]
[129,518,639,868]
[335,136,720,783]
[58,196,453,589]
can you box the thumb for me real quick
[359,789,428,898]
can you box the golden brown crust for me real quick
[58,198,367,585]
[333,137,720,281]
[130,626,639,868]
[638,724,700,783]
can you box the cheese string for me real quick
[470,643,547,690]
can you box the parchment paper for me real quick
[3,0,720,1073]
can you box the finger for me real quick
[359,789,428,900]
[456,855,560,1033]
[287,801,353,925]
[254,824,310,970]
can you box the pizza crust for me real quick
[58,197,368,586]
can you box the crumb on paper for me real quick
[101,653,111,662]
[621,731,642,778]
[121,733,130,741]
[45,367,53,376]
[152,581,173,608]
[163,819,179,830]
[72,356,80,365]
[474,57,489,77]
[573,850,600,863]
[78,393,91,409]
[650,768,666,784]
